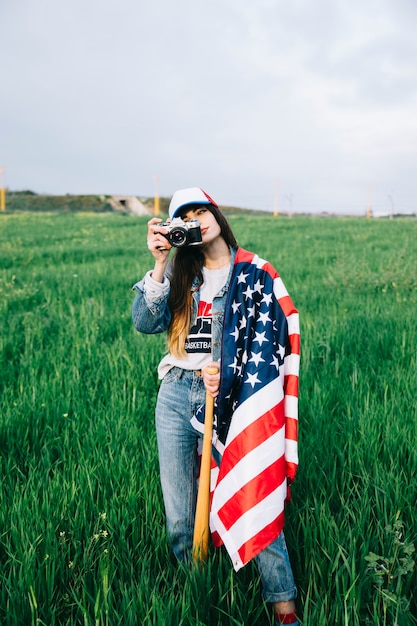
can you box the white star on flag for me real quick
[270,354,279,370]
[230,326,240,341]
[261,292,273,306]
[243,285,254,300]
[253,279,263,294]
[249,351,265,366]
[253,330,268,346]
[237,271,249,284]
[245,371,262,388]
[228,357,242,375]
[277,343,286,360]
[258,311,271,325]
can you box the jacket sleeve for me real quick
[131,271,172,334]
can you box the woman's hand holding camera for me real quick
[147,218,172,282]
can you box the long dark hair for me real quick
[167,205,238,357]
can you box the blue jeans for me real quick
[155,367,297,603]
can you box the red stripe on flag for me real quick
[217,403,285,480]
[211,529,222,547]
[286,462,297,483]
[237,510,286,566]
[235,248,256,264]
[279,294,298,317]
[261,261,279,279]
[216,455,287,531]
[289,332,301,355]
[284,374,299,397]
[286,416,298,442]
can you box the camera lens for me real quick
[169,227,187,247]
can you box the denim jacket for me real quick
[132,247,237,363]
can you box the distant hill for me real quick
[3,191,270,216]
[5,191,154,214]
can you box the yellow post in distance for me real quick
[0,167,5,211]
[154,174,160,216]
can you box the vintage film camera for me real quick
[158,218,203,248]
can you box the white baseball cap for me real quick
[168,187,218,219]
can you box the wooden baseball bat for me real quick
[192,365,219,565]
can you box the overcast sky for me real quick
[1,0,417,214]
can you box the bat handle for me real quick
[192,365,219,565]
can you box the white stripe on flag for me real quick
[210,465,219,491]
[226,378,284,446]
[287,312,300,335]
[285,438,298,463]
[285,352,300,376]
[212,480,287,572]
[212,425,285,510]
[285,394,298,419]
[273,277,289,300]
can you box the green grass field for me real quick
[1,212,416,625]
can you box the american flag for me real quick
[195,248,300,571]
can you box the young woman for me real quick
[132,187,300,626]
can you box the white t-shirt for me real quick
[156,265,229,379]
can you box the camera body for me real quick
[158,218,203,248]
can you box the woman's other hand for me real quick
[203,362,220,398]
